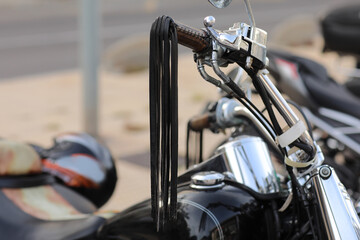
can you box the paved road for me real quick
[0,0,357,79]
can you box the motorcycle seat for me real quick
[0,188,106,240]
[0,140,108,240]
[268,50,360,119]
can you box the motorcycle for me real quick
[0,132,118,239]
[1,0,360,239]
[246,3,360,196]
[266,48,360,195]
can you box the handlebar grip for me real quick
[189,113,212,131]
[174,21,210,52]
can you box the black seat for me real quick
[268,50,360,119]
[0,140,108,240]
[0,188,105,240]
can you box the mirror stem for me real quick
[244,0,256,29]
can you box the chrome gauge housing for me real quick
[215,135,280,194]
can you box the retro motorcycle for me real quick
[248,3,360,197]
[266,48,360,195]
[1,0,360,239]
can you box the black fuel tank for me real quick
[98,183,266,240]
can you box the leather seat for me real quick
[0,140,108,239]
[0,189,105,240]
[268,50,360,119]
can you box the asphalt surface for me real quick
[0,0,358,79]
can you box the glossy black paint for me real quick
[98,183,267,240]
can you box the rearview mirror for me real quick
[208,0,232,8]
[208,0,256,28]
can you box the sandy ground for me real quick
[0,54,221,153]
[0,54,221,211]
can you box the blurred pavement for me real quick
[0,0,358,78]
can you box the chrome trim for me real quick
[258,71,314,147]
[208,0,231,9]
[311,165,360,239]
[216,98,243,128]
[319,107,360,128]
[319,166,331,179]
[203,17,267,65]
[211,49,233,84]
[244,0,256,29]
[190,183,225,190]
[196,58,233,95]
[303,108,360,156]
[215,136,280,194]
[335,127,360,135]
[214,97,279,153]
[233,105,279,152]
[258,71,299,126]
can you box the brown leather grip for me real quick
[174,21,210,52]
[189,113,211,131]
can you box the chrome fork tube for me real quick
[258,71,299,126]
[258,71,314,145]
[311,166,360,239]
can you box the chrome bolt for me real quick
[319,166,331,179]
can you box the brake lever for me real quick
[203,16,268,70]
[196,58,234,96]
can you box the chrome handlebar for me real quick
[194,16,320,169]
